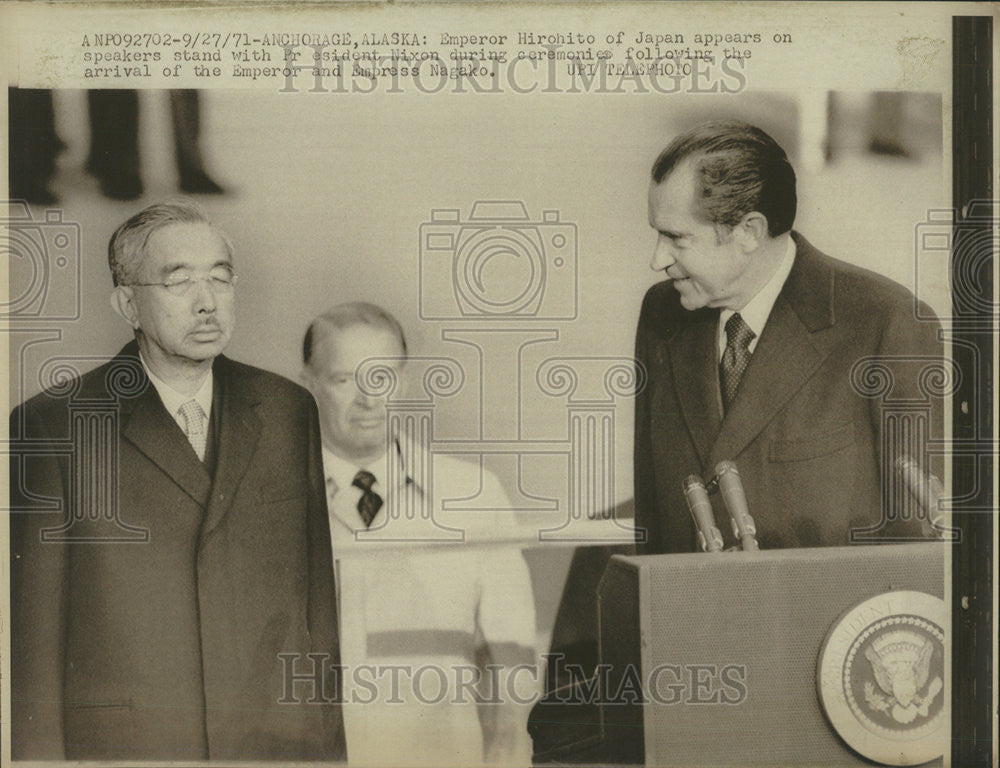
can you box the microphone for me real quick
[895,455,948,537]
[683,474,723,553]
[715,460,759,551]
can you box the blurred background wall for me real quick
[8,88,947,489]
[7,88,948,644]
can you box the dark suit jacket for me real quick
[10,341,345,761]
[634,233,944,553]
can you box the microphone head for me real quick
[715,459,739,476]
[683,474,706,492]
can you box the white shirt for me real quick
[718,237,797,361]
[323,446,391,535]
[321,441,539,767]
[139,353,213,429]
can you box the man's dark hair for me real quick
[650,120,797,237]
[303,302,408,367]
[107,199,234,287]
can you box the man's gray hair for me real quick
[107,200,234,287]
[303,302,408,366]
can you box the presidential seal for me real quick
[817,590,946,766]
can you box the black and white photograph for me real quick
[2,2,995,766]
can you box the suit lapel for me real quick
[707,234,836,466]
[115,344,213,506]
[667,308,722,468]
[200,357,262,538]
[708,296,827,466]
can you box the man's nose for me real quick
[650,237,676,272]
[192,277,218,313]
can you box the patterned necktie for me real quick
[352,469,383,528]
[720,313,756,413]
[178,400,208,461]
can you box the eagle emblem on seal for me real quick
[817,589,946,765]
[862,630,943,724]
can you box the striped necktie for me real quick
[720,313,755,413]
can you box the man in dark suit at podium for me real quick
[9,201,344,760]
[633,120,944,553]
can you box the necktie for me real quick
[720,313,756,413]
[178,399,208,461]
[352,469,383,528]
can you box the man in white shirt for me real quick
[634,120,944,552]
[10,201,344,760]
[302,302,540,766]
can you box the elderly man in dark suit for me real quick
[634,120,944,553]
[9,201,344,760]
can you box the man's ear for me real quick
[734,212,768,252]
[110,286,140,329]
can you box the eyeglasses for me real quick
[127,269,238,296]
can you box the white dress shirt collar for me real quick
[323,436,437,534]
[322,436,429,494]
[325,441,421,534]
[718,236,796,360]
[323,447,390,498]
[139,352,213,425]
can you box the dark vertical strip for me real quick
[952,15,993,768]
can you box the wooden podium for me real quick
[532,542,947,766]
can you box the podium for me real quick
[532,542,947,766]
